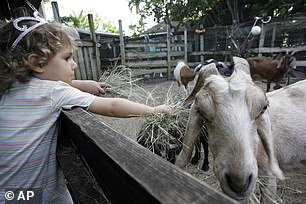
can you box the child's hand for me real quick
[154,104,173,114]
[97,81,111,94]
[72,80,111,95]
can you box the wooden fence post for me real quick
[184,28,188,63]
[88,14,100,81]
[167,23,171,80]
[200,25,204,64]
[119,20,126,66]
[271,24,276,48]
[258,23,266,57]
[51,1,60,22]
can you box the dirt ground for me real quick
[97,74,306,204]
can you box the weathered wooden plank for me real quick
[75,40,95,47]
[76,47,87,80]
[95,44,102,79]
[119,20,126,66]
[59,108,238,204]
[73,49,82,80]
[83,47,93,80]
[88,14,101,80]
[189,51,231,56]
[125,60,178,69]
[126,60,168,68]
[249,45,306,54]
[125,42,167,48]
[184,29,188,62]
[88,46,99,81]
[297,60,306,67]
[131,68,168,76]
[126,51,184,59]
[167,24,171,80]
[125,42,185,48]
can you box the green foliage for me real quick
[60,10,119,33]
[128,0,305,30]
[101,20,119,34]
[128,17,146,37]
[61,10,89,29]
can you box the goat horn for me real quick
[233,56,251,75]
[185,63,219,102]
[291,50,297,56]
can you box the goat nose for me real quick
[225,173,253,194]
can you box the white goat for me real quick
[173,61,202,96]
[175,57,306,203]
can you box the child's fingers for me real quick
[98,87,106,94]
[154,105,173,114]
[98,82,111,88]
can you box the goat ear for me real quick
[185,63,219,102]
[290,56,297,69]
[277,57,283,69]
[233,56,250,74]
[256,111,284,180]
[175,105,204,167]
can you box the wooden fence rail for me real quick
[58,108,238,204]
[70,14,306,80]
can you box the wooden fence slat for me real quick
[119,20,126,66]
[58,108,238,204]
[167,24,171,79]
[189,51,231,56]
[126,60,169,68]
[87,14,101,80]
[73,48,82,80]
[125,43,167,48]
[131,68,168,76]
[249,45,306,53]
[184,28,188,62]
[76,47,87,80]
[83,47,93,80]
[88,46,99,81]
[126,51,184,59]
[75,40,95,47]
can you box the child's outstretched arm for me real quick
[71,80,111,95]
[88,97,170,117]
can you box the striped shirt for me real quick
[0,77,96,203]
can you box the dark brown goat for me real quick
[246,54,296,92]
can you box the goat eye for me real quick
[254,104,268,120]
[258,105,268,118]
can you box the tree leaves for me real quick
[128,0,305,31]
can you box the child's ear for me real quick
[26,54,44,73]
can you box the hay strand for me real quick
[99,65,154,104]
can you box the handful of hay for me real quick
[136,102,190,162]
[136,84,193,162]
[99,66,154,104]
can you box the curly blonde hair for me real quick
[0,21,74,94]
